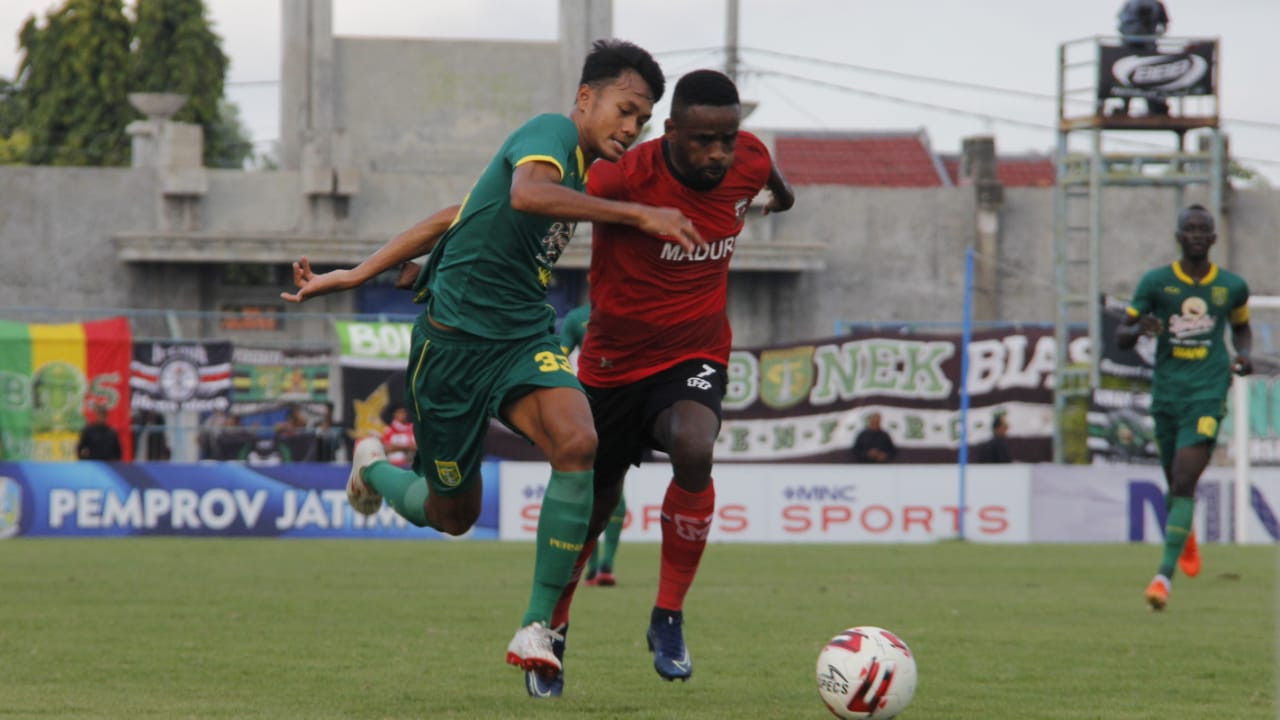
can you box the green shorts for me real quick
[406,313,583,495]
[1150,396,1226,468]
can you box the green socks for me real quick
[600,496,626,569]
[362,460,430,527]
[1158,495,1194,578]
[522,469,593,626]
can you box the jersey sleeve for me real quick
[505,114,579,180]
[1230,276,1251,325]
[586,154,627,200]
[737,131,775,188]
[1126,270,1157,317]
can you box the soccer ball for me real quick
[816,626,917,719]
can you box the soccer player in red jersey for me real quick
[527,69,795,696]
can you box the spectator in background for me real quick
[133,410,171,461]
[851,412,897,463]
[77,404,122,460]
[1116,0,1170,116]
[381,405,416,468]
[243,435,290,466]
[312,402,346,464]
[974,412,1013,464]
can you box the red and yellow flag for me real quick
[0,317,133,460]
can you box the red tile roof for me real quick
[940,155,1056,187]
[774,132,949,187]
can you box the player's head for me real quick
[665,69,741,191]
[574,39,664,163]
[1175,203,1216,261]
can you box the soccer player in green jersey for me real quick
[280,39,703,681]
[558,301,626,588]
[1117,204,1252,611]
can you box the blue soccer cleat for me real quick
[524,623,567,698]
[646,608,692,681]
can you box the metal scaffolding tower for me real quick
[1052,35,1225,462]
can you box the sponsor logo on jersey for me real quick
[1168,296,1215,339]
[659,236,736,263]
[734,198,750,223]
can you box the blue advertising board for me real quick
[0,461,499,539]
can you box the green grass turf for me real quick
[0,540,1273,719]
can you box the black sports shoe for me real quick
[646,608,692,681]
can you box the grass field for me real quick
[0,540,1274,719]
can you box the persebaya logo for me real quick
[0,477,21,539]
[434,460,463,487]
[32,361,87,434]
[759,346,815,409]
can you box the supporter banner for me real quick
[0,318,133,461]
[500,462,1030,543]
[131,341,232,413]
[335,321,412,443]
[1031,464,1280,545]
[230,346,332,414]
[720,328,1087,462]
[0,460,498,539]
[1097,41,1216,100]
[1088,295,1159,464]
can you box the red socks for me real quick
[656,481,715,612]
[550,537,597,628]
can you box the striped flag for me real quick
[0,317,133,461]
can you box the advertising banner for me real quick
[0,318,133,461]
[130,341,233,414]
[500,462,1030,543]
[334,321,412,443]
[1097,41,1216,100]
[1031,464,1280,545]
[0,460,498,539]
[720,328,1087,463]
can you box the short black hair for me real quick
[1177,203,1214,231]
[580,39,664,103]
[672,69,740,115]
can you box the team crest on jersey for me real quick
[734,198,750,223]
[1211,286,1228,307]
[759,345,815,409]
[435,460,463,487]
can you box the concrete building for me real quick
[1,0,1278,349]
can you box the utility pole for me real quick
[725,0,740,84]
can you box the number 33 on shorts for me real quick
[534,351,573,373]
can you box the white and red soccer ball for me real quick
[816,626,918,719]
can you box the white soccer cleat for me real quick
[506,621,563,678]
[347,436,386,515]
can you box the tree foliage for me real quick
[13,0,134,166]
[0,0,252,168]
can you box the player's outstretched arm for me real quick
[510,161,705,253]
[280,204,460,303]
[762,163,795,216]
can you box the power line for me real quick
[750,66,1280,169]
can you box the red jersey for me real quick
[381,419,415,468]
[579,131,773,387]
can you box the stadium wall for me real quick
[4,461,1276,544]
[2,159,1278,347]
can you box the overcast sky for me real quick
[2,0,1278,181]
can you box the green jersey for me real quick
[413,114,587,339]
[559,302,591,354]
[1126,261,1250,402]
